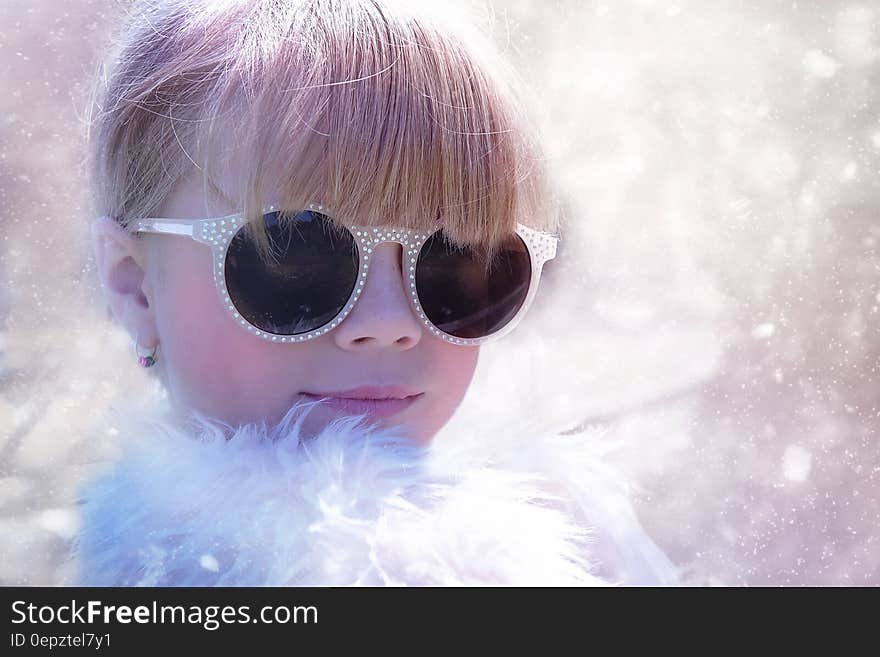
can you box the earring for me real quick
[134,333,159,368]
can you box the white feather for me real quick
[70,398,679,586]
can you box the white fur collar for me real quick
[71,398,679,586]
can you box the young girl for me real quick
[73,0,679,586]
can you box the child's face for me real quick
[100,171,480,444]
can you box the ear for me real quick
[90,216,159,349]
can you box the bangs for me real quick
[193,0,554,263]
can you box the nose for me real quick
[332,242,423,350]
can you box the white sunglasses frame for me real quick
[133,203,558,346]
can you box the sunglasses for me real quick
[133,204,558,346]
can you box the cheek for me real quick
[150,245,295,422]
[437,344,480,392]
[419,342,480,430]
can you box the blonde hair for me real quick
[86,0,557,262]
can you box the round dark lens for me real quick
[224,210,358,335]
[415,232,531,339]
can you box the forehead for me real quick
[167,164,435,230]
[158,166,241,218]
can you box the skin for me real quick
[92,169,480,444]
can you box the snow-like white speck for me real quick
[751,323,775,339]
[782,445,812,482]
[803,49,839,78]
[199,554,220,572]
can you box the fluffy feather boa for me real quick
[71,399,679,586]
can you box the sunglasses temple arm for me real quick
[134,219,196,235]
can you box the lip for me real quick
[299,385,424,419]
[300,392,423,418]
[304,385,422,400]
